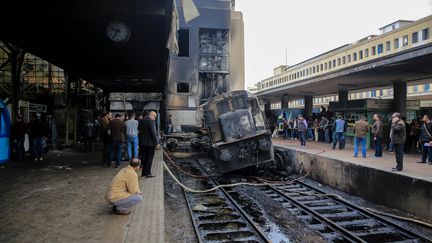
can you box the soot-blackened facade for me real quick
[166,0,244,131]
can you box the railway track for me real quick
[175,158,270,243]
[257,176,432,243]
[168,153,431,243]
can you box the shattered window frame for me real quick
[198,29,229,73]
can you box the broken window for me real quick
[198,29,230,104]
[178,29,189,57]
[199,29,229,72]
[177,82,189,93]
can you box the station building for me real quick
[166,0,244,130]
[250,15,432,119]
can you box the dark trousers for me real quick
[393,143,404,170]
[298,131,306,146]
[110,141,123,166]
[374,136,383,157]
[140,146,155,176]
[324,128,331,143]
[332,132,344,149]
[421,142,432,163]
[32,137,44,160]
[14,137,26,161]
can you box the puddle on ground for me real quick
[228,189,292,243]
[267,223,292,243]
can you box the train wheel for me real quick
[272,152,285,170]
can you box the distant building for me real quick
[166,0,244,129]
[379,20,413,34]
[249,15,432,117]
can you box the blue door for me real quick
[0,99,11,164]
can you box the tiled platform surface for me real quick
[273,138,432,182]
[124,150,164,243]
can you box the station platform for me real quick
[272,137,432,222]
[0,149,165,243]
[125,150,164,243]
[273,138,432,182]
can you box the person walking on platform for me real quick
[297,114,308,147]
[418,114,432,164]
[320,116,330,143]
[353,115,369,158]
[29,113,47,161]
[307,117,314,140]
[138,111,160,178]
[125,113,139,160]
[332,115,345,150]
[82,119,95,153]
[371,114,383,157]
[11,114,28,162]
[108,114,126,168]
[313,118,319,142]
[100,112,112,165]
[390,112,406,172]
[106,158,142,215]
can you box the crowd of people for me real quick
[99,111,161,215]
[11,113,49,162]
[99,111,160,175]
[271,108,432,172]
[9,110,162,215]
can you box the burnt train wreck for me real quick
[164,90,274,174]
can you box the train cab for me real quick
[0,99,11,164]
[203,90,274,173]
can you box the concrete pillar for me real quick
[264,101,271,119]
[304,96,313,117]
[338,90,348,103]
[393,81,407,118]
[65,73,71,145]
[281,94,289,109]
[11,49,25,122]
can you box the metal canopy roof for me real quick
[256,44,432,102]
[0,0,174,93]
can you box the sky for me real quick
[235,0,432,88]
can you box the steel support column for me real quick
[304,95,313,117]
[393,81,407,118]
[264,101,271,119]
[338,90,348,103]
[10,47,25,122]
[281,94,289,109]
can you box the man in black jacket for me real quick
[390,112,406,172]
[138,111,160,178]
[418,114,432,164]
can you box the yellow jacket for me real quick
[106,166,141,203]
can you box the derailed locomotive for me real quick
[202,90,274,173]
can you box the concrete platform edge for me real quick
[275,145,432,223]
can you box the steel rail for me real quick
[174,158,270,243]
[290,177,432,242]
[194,158,271,243]
[176,165,204,243]
[268,184,366,243]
